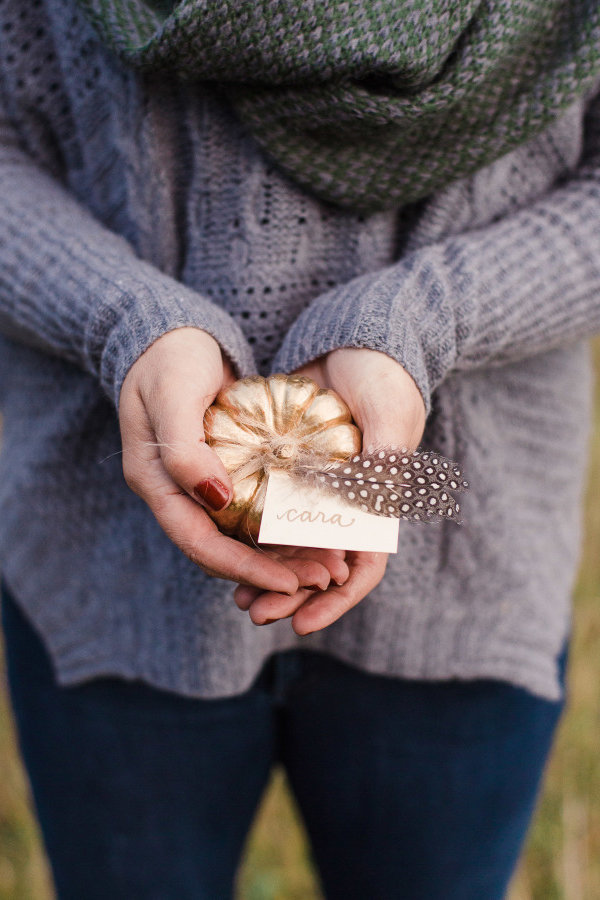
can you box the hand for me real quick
[118,328,346,593]
[234,348,426,632]
[301,347,426,453]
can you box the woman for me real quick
[1,1,599,897]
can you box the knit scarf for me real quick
[76,1,600,211]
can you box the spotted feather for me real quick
[293,448,469,523]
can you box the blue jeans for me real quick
[1,583,565,900]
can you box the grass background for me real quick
[0,342,599,899]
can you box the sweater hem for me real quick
[48,635,565,703]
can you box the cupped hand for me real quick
[302,347,426,453]
[234,348,427,632]
[118,328,347,594]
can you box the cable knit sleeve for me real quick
[0,104,256,409]
[272,91,600,416]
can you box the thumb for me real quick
[352,368,426,454]
[147,388,233,513]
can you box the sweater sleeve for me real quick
[272,92,600,416]
[0,107,256,410]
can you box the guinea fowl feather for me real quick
[290,449,469,523]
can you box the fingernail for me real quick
[193,478,231,511]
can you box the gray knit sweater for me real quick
[1,0,599,701]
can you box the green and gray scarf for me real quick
[76,0,600,211]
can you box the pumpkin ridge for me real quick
[212,413,273,442]
[297,414,353,437]
[267,374,320,435]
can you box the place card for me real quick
[258,469,399,553]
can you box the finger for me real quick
[234,548,350,610]
[325,348,426,452]
[247,587,315,625]
[234,584,260,611]
[145,385,234,511]
[272,547,350,586]
[140,470,299,592]
[119,377,232,516]
[247,550,334,595]
[234,581,328,614]
[291,552,388,635]
[243,551,387,626]
[273,556,331,591]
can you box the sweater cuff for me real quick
[85,259,257,409]
[271,267,434,415]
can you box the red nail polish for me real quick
[193,478,230,511]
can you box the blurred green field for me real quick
[1,343,599,900]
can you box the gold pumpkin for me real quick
[203,374,362,541]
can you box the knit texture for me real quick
[73,0,600,210]
[1,0,599,700]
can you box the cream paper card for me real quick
[258,469,399,553]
